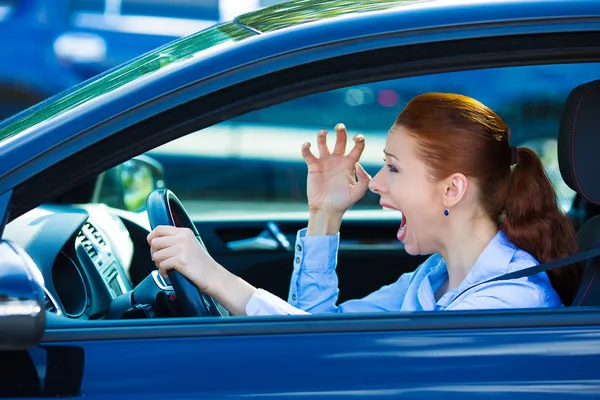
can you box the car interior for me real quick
[3,62,600,321]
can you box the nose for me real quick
[368,167,386,194]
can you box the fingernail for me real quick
[335,123,346,131]
[355,134,365,141]
[318,129,327,135]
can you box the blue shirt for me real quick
[286,228,563,313]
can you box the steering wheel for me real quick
[146,189,224,317]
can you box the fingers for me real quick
[148,231,189,278]
[355,162,372,184]
[301,142,318,167]
[347,134,366,163]
[351,162,371,204]
[149,236,180,262]
[147,225,179,244]
[147,225,192,245]
[332,123,347,155]
[151,246,179,265]
[149,235,179,250]
[301,125,363,166]
[316,129,330,157]
[155,257,177,278]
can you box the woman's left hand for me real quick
[147,225,219,293]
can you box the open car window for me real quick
[146,62,600,218]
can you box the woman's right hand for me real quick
[302,123,371,217]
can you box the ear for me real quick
[441,173,469,208]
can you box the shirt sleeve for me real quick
[246,289,311,316]
[288,228,411,314]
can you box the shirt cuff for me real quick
[246,289,311,316]
[295,228,340,272]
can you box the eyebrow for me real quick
[383,150,398,160]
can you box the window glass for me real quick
[148,63,600,217]
[121,0,220,20]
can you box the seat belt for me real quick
[449,246,600,305]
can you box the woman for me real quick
[147,93,581,316]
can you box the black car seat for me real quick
[569,193,600,231]
[558,79,600,306]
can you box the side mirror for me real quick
[0,241,45,350]
[94,155,165,212]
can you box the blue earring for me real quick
[444,209,449,216]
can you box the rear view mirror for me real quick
[0,241,45,350]
[94,155,165,212]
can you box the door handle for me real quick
[226,222,291,252]
[226,231,280,251]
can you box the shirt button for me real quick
[291,294,297,301]
[297,244,302,251]
[295,257,301,264]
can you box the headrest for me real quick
[559,80,600,205]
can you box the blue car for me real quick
[0,0,266,119]
[2,0,600,398]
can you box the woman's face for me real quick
[368,125,447,255]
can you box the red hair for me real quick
[395,93,581,306]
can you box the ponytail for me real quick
[502,147,581,305]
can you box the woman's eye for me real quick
[387,164,398,173]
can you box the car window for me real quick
[121,0,220,20]
[147,62,600,217]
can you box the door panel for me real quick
[195,218,426,301]
[14,321,600,398]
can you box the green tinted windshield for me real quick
[238,0,430,32]
[0,22,253,143]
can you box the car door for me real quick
[5,310,600,398]
[32,64,600,399]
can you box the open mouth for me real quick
[397,214,407,241]
[381,202,407,242]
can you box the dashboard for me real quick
[3,203,146,319]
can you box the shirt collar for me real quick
[417,257,447,310]
[436,230,517,307]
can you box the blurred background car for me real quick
[0,0,286,119]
